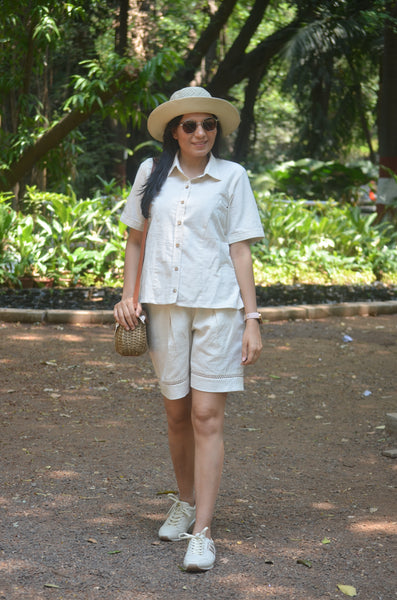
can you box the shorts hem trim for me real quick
[191,373,244,393]
[159,375,244,399]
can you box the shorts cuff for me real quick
[159,380,190,401]
[191,373,244,394]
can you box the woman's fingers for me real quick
[241,323,263,365]
[113,299,141,330]
[242,345,261,365]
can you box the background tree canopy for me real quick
[0,0,395,206]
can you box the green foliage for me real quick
[253,158,377,203]
[0,0,183,195]
[0,200,18,285]
[148,1,211,56]
[1,184,396,289]
[252,193,397,285]
[0,0,389,193]
[0,1,116,190]
[0,187,128,287]
[282,0,382,159]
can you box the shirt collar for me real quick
[169,153,221,181]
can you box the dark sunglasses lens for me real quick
[203,118,217,131]
[182,121,197,133]
[181,118,217,133]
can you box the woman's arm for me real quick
[230,240,263,365]
[113,227,143,330]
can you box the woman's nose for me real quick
[194,123,206,136]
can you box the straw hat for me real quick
[147,86,240,141]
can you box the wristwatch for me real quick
[244,312,263,324]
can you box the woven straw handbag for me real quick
[114,218,149,357]
[114,317,147,356]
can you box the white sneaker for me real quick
[158,494,196,541]
[180,527,216,571]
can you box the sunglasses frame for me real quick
[179,117,218,134]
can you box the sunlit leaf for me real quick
[297,558,312,568]
[337,584,357,596]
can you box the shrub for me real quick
[252,194,397,285]
[0,186,128,287]
[253,158,377,204]
[1,184,396,289]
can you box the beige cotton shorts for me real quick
[144,305,245,400]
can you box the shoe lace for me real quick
[165,494,194,526]
[179,527,209,554]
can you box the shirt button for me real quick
[175,243,180,248]
[174,267,179,271]
[181,200,185,204]
[185,184,189,189]
[172,289,177,293]
[177,220,181,225]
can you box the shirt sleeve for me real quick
[227,165,264,245]
[120,158,153,230]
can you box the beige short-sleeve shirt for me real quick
[120,153,264,309]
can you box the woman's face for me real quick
[172,112,217,161]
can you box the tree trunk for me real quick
[377,0,397,219]
[116,0,129,56]
[22,16,36,98]
[124,0,156,182]
[307,73,332,158]
[111,0,130,187]
[232,67,264,164]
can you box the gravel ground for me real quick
[1,314,396,600]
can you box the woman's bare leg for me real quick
[190,389,227,538]
[163,392,195,505]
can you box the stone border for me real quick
[1,300,396,325]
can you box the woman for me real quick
[114,86,264,572]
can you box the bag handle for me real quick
[132,218,148,308]
[132,158,156,308]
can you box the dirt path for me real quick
[1,315,396,600]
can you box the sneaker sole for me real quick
[185,563,214,572]
[159,534,183,542]
[158,519,195,542]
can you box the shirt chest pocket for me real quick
[186,193,230,241]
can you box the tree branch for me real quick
[0,67,138,192]
[173,0,239,86]
[209,19,300,96]
[216,0,270,67]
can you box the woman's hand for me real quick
[114,227,144,330]
[113,298,143,331]
[241,319,263,365]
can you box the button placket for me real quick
[171,181,189,296]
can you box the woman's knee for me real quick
[191,405,224,437]
[191,390,226,436]
[164,394,192,432]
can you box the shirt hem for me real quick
[141,299,244,310]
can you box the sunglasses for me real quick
[179,117,218,134]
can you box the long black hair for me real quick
[140,115,223,218]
